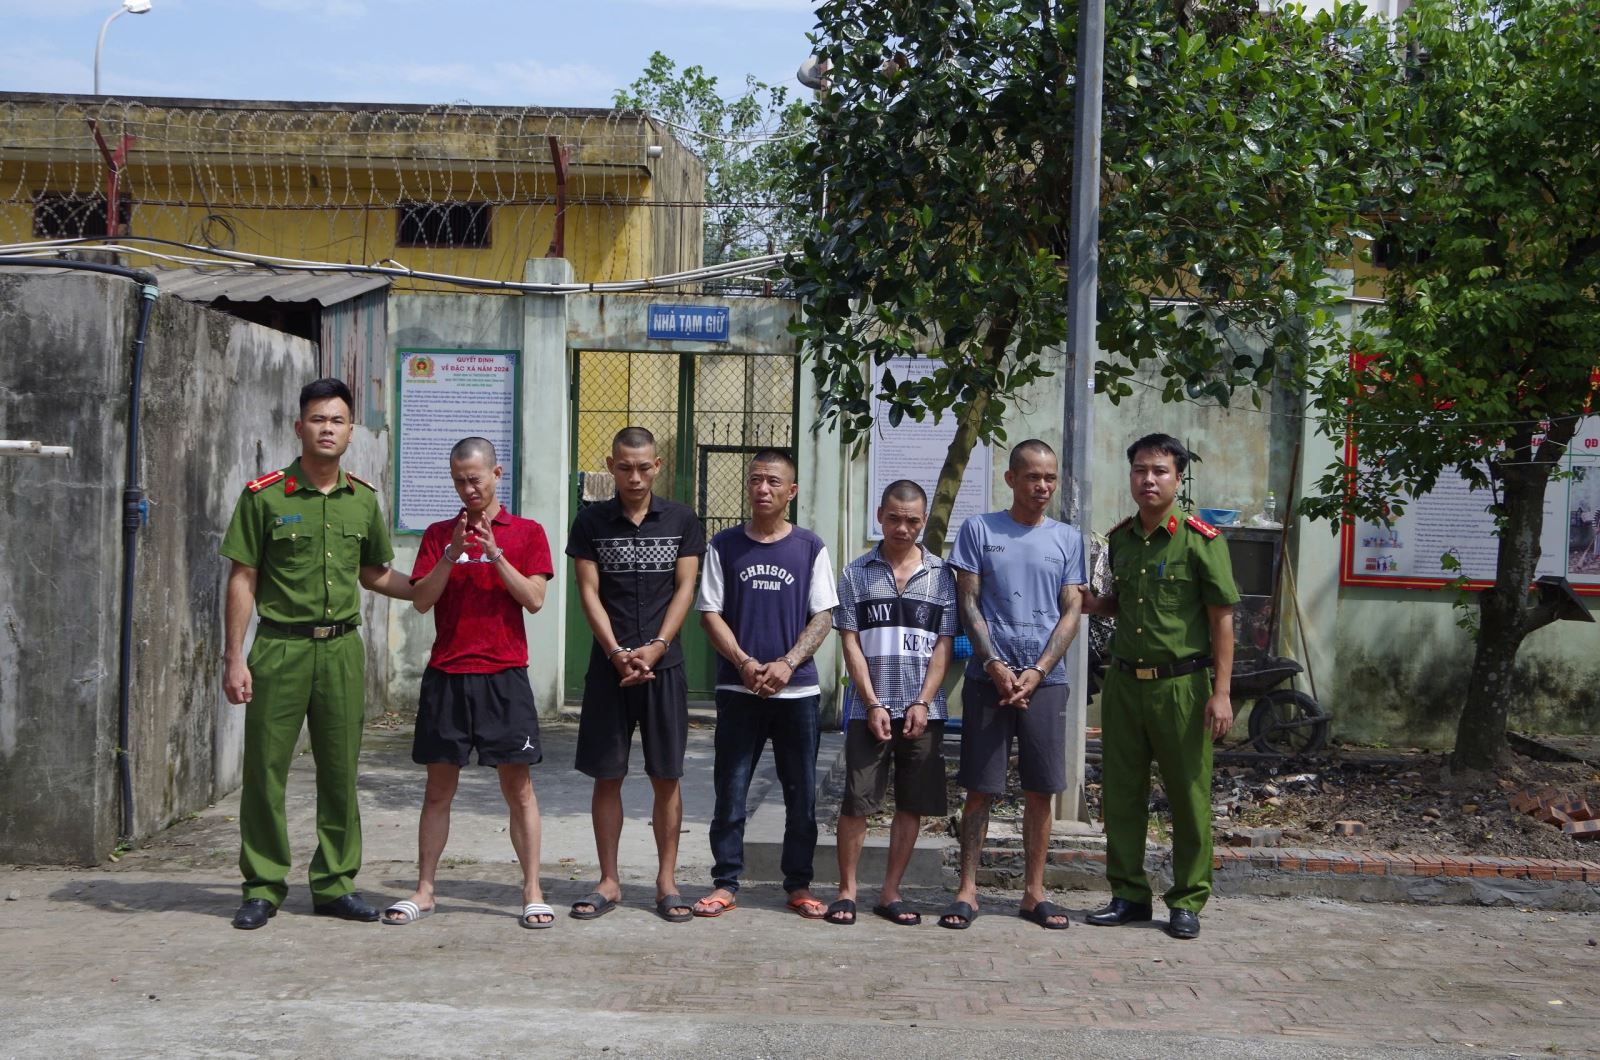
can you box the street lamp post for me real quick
[94,0,152,96]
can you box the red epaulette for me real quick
[1185,514,1220,539]
[246,469,285,493]
[346,471,376,491]
[1109,515,1134,534]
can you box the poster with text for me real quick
[395,349,519,534]
[1340,415,1600,594]
[867,357,991,542]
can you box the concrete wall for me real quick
[0,272,129,864]
[0,270,392,864]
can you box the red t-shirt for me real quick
[410,508,554,673]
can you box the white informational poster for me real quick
[396,349,518,534]
[867,357,991,541]
[1341,415,1600,594]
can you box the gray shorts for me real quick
[841,718,947,817]
[956,679,1068,794]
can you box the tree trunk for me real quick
[1451,457,1560,770]
[924,389,991,555]
[922,306,1018,555]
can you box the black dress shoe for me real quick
[312,892,381,922]
[1085,898,1153,926]
[232,898,277,930]
[1167,909,1201,939]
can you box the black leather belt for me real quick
[260,617,356,640]
[1111,655,1212,681]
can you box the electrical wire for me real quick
[0,236,785,294]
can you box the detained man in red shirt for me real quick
[382,437,556,929]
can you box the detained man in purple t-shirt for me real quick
[693,449,838,919]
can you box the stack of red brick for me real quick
[1509,788,1600,841]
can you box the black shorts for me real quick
[842,718,947,817]
[957,679,1068,794]
[414,666,542,767]
[574,658,688,780]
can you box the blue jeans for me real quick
[709,690,821,895]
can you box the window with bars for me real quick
[396,201,492,248]
[33,191,129,239]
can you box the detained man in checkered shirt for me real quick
[825,480,958,927]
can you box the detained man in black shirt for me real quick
[565,427,706,923]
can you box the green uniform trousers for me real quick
[239,628,366,905]
[1100,666,1214,912]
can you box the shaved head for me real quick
[450,436,497,467]
[1009,438,1056,473]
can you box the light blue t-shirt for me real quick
[948,511,1087,685]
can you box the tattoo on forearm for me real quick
[787,610,833,663]
[957,573,999,662]
[1037,620,1078,674]
[1034,585,1082,673]
[959,801,991,880]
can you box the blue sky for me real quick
[0,0,819,108]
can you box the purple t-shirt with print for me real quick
[696,525,839,696]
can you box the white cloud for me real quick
[330,58,620,108]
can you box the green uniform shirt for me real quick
[1106,510,1240,666]
[219,457,394,626]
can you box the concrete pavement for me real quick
[2,720,1598,1058]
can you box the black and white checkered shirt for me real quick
[835,545,959,721]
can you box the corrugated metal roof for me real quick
[155,268,388,306]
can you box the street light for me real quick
[94,0,152,96]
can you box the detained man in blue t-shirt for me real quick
[693,449,838,919]
[942,439,1086,931]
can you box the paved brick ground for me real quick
[3,721,1598,1057]
[1,867,1597,1057]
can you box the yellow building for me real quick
[0,92,705,288]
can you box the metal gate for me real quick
[563,348,799,701]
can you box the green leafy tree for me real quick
[788,0,1398,552]
[616,51,809,270]
[1300,0,1600,769]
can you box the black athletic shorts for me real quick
[413,666,542,767]
[574,657,688,780]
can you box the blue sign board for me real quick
[647,304,730,342]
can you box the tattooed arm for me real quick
[958,569,1018,702]
[757,609,834,697]
[1012,583,1084,704]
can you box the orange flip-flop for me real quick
[786,896,827,919]
[693,895,737,918]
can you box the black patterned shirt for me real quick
[566,495,706,670]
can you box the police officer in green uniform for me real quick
[221,378,415,930]
[1084,433,1239,940]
